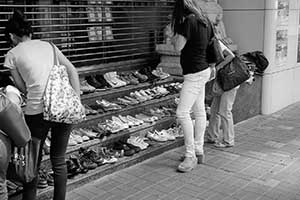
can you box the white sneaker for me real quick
[155,130,175,141]
[147,131,168,142]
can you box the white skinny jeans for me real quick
[176,68,211,158]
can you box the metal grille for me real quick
[0,0,174,74]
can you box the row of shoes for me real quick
[97,113,156,134]
[80,67,171,94]
[113,136,150,157]
[68,128,100,146]
[37,169,54,189]
[147,125,183,142]
[82,82,182,116]
[66,147,119,178]
[152,67,170,80]
[7,180,23,196]
[146,106,176,119]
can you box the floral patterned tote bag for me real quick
[43,42,85,124]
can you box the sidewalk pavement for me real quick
[66,102,300,200]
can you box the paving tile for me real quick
[95,179,121,192]
[65,102,300,200]
[83,185,106,195]
[90,191,114,200]
[140,171,169,183]
[73,189,97,199]
[212,182,242,196]
[231,189,261,200]
[125,191,151,200]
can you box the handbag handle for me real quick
[49,42,59,66]
[42,42,58,100]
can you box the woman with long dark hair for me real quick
[4,10,80,200]
[171,0,213,172]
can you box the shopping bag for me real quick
[7,137,40,183]
[0,92,31,147]
[43,42,86,124]
[217,56,251,91]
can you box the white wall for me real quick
[219,0,300,114]
[219,0,265,54]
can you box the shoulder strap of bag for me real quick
[207,20,215,41]
[49,42,59,66]
[42,42,58,98]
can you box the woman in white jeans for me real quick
[171,0,213,172]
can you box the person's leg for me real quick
[22,114,50,200]
[0,133,11,200]
[50,123,72,200]
[206,95,221,142]
[192,68,211,159]
[218,87,238,146]
[176,74,202,159]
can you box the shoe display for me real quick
[127,72,140,85]
[127,136,149,150]
[117,97,135,106]
[126,115,143,126]
[7,180,23,196]
[95,74,111,88]
[69,155,89,174]
[46,170,54,186]
[155,129,176,141]
[139,66,159,82]
[86,75,107,90]
[130,91,148,102]
[152,68,170,80]
[37,170,49,189]
[104,72,126,88]
[68,134,78,146]
[113,141,135,156]
[96,99,122,111]
[43,137,51,155]
[71,130,88,142]
[132,71,148,82]
[135,113,155,123]
[84,104,98,115]
[147,131,168,142]
[80,79,96,94]
[79,147,105,166]
[105,119,124,133]
[138,90,153,100]
[111,116,129,129]
[78,128,98,139]
[123,96,140,105]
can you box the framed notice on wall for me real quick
[276,0,289,67]
[297,5,300,63]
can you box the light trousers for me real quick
[207,87,238,145]
[176,68,210,158]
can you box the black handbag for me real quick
[206,22,224,64]
[7,137,40,183]
[217,56,251,91]
[0,92,31,147]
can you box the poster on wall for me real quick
[277,0,289,26]
[275,0,289,67]
[297,16,300,63]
